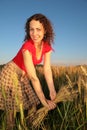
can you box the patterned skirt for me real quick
[0,62,40,111]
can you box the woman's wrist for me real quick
[40,98,48,107]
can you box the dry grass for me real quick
[32,65,87,129]
[31,83,78,128]
[0,64,87,130]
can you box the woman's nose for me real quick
[33,30,37,35]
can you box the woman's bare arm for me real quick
[43,51,56,100]
[22,50,56,109]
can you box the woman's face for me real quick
[29,20,45,44]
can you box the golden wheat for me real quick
[31,84,78,128]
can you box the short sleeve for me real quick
[43,43,54,53]
[21,40,34,53]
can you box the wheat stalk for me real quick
[30,84,78,128]
[81,66,87,76]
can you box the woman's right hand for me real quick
[42,99,56,110]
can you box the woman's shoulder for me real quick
[43,41,51,49]
[23,39,33,46]
[22,39,34,51]
[43,41,54,53]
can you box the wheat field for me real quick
[0,64,87,130]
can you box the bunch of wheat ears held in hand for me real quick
[29,83,78,128]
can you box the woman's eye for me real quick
[29,28,41,32]
[30,28,33,31]
[37,28,41,31]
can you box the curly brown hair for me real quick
[24,13,55,45]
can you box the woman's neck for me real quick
[34,41,43,49]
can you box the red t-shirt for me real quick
[12,39,53,72]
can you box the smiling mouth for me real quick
[33,38,39,41]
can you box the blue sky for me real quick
[0,0,87,65]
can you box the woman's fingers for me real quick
[46,100,56,110]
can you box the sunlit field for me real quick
[0,64,87,130]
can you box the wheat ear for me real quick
[32,84,78,128]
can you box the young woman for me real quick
[0,13,56,129]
